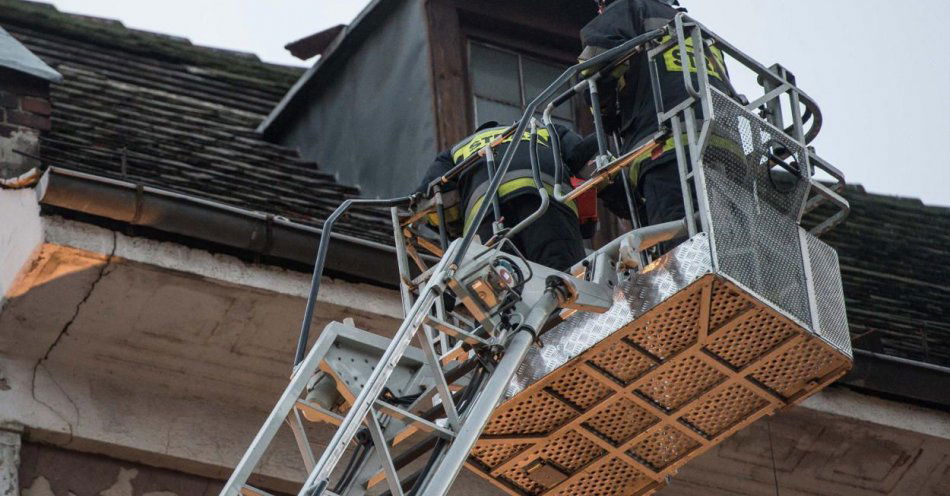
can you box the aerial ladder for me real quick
[220,14,853,496]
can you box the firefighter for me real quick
[581,0,736,234]
[415,122,597,272]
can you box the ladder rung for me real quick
[440,343,469,365]
[410,265,437,288]
[425,316,489,347]
[295,399,344,425]
[374,400,455,440]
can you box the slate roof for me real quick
[806,187,950,367]
[0,0,393,244]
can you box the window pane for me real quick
[522,58,573,121]
[475,98,523,126]
[470,43,521,106]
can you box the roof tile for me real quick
[0,0,393,244]
[806,186,950,366]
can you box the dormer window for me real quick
[468,41,575,130]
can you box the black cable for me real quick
[528,126,544,189]
[620,155,640,222]
[545,121,567,185]
[406,370,482,496]
[377,365,488,496]
[339,368,484,496]
[332,443,368,493]
[407,439,446,495]
[406,365,487,496]
[434,186,449,251]
[381,388,423,406]
[494,122,547,248]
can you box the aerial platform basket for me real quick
[466,78,853,494]
[219,13,852,496]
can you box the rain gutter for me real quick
[35,167,407,287]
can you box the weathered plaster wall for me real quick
[11,391,950,496]
[0,215,502,495]
[20,442,222,496]
[803,387,950,440]
[0,189,43,310]
[668,397,950,495]
[4,216,950,495]
[1,354,502,495]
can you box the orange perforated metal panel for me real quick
[468,275,851,495]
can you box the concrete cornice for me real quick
[801,386,950,441]
[41,215,405,321]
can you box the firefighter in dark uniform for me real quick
[581,0,736,232]
[416,122,597,272]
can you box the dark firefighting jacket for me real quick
[580,0,734,181]
[416,123,597,234]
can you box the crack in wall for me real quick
[29,231,118,443]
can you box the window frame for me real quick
[424,0,597,149]
[466,39,577,129]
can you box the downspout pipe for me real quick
[36,167,415,287]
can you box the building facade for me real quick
[1,1,948,495]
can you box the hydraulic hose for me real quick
[501,120,550,241]
[406,365,487,496]
[545,119,566,185]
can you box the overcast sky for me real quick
[48,0,950,206]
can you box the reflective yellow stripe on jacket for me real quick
[627,133,747,185]
[661,34,727,80]
[424,127,559,230]
[451,128,551,163]
[426,205,461,228]
[463,178,577,235]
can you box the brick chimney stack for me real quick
[0,67,53,186]
[0,26,61,188]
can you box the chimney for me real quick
[0,26,61,188]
